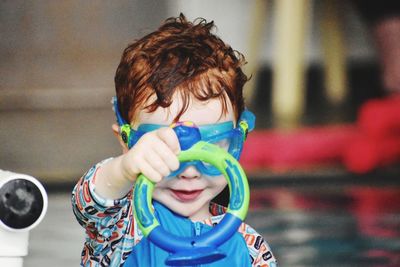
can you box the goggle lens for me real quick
[112,97,255,177]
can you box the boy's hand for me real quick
[121,127,181,183]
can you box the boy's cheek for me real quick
[208,175,228,187]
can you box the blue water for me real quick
[246,185,400,266]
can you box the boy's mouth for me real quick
[170,189,203,202]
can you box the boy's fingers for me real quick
[153,142,180,171]
[156,127,181,155]
[136,156,163,183]
[143,149,171,178]
[154,128,180,171]
[132,130,180,178]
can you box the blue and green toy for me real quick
[133,122,250,266]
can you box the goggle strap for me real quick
[237,109,256,142]
[112,97,133,147]
[239,121,249,142]
[120,125,132,146]
[112,97,128,126]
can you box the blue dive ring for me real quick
[133,125,250,266]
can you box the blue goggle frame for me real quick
[112,97,255,176]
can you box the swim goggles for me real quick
[112,97,255,176]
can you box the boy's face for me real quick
[137,94,235,222]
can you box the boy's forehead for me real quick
[136,97,234,127]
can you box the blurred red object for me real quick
[240,96,400,173]
[358,96,400,137]
[343,135,400,174]
[241,125,358,171]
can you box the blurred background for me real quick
[1,0,399,266]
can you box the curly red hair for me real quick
[114,13,248,124]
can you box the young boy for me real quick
[72,14,277,267]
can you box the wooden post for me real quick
[243,0,268,107]
[272,0,310,128]
[320,0,347,105]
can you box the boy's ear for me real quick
[112,124,129,153]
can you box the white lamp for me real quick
[0,170,48,267]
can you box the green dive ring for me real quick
[133,127,249,266]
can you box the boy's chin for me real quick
[160,200,209,221]
[167,202,200,217]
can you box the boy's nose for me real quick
[177,166,201,179]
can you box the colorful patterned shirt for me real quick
[71,160,278,267]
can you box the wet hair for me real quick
[114,13,248,124]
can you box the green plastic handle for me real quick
[133,141,249,237]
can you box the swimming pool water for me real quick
[246,185,400,266]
